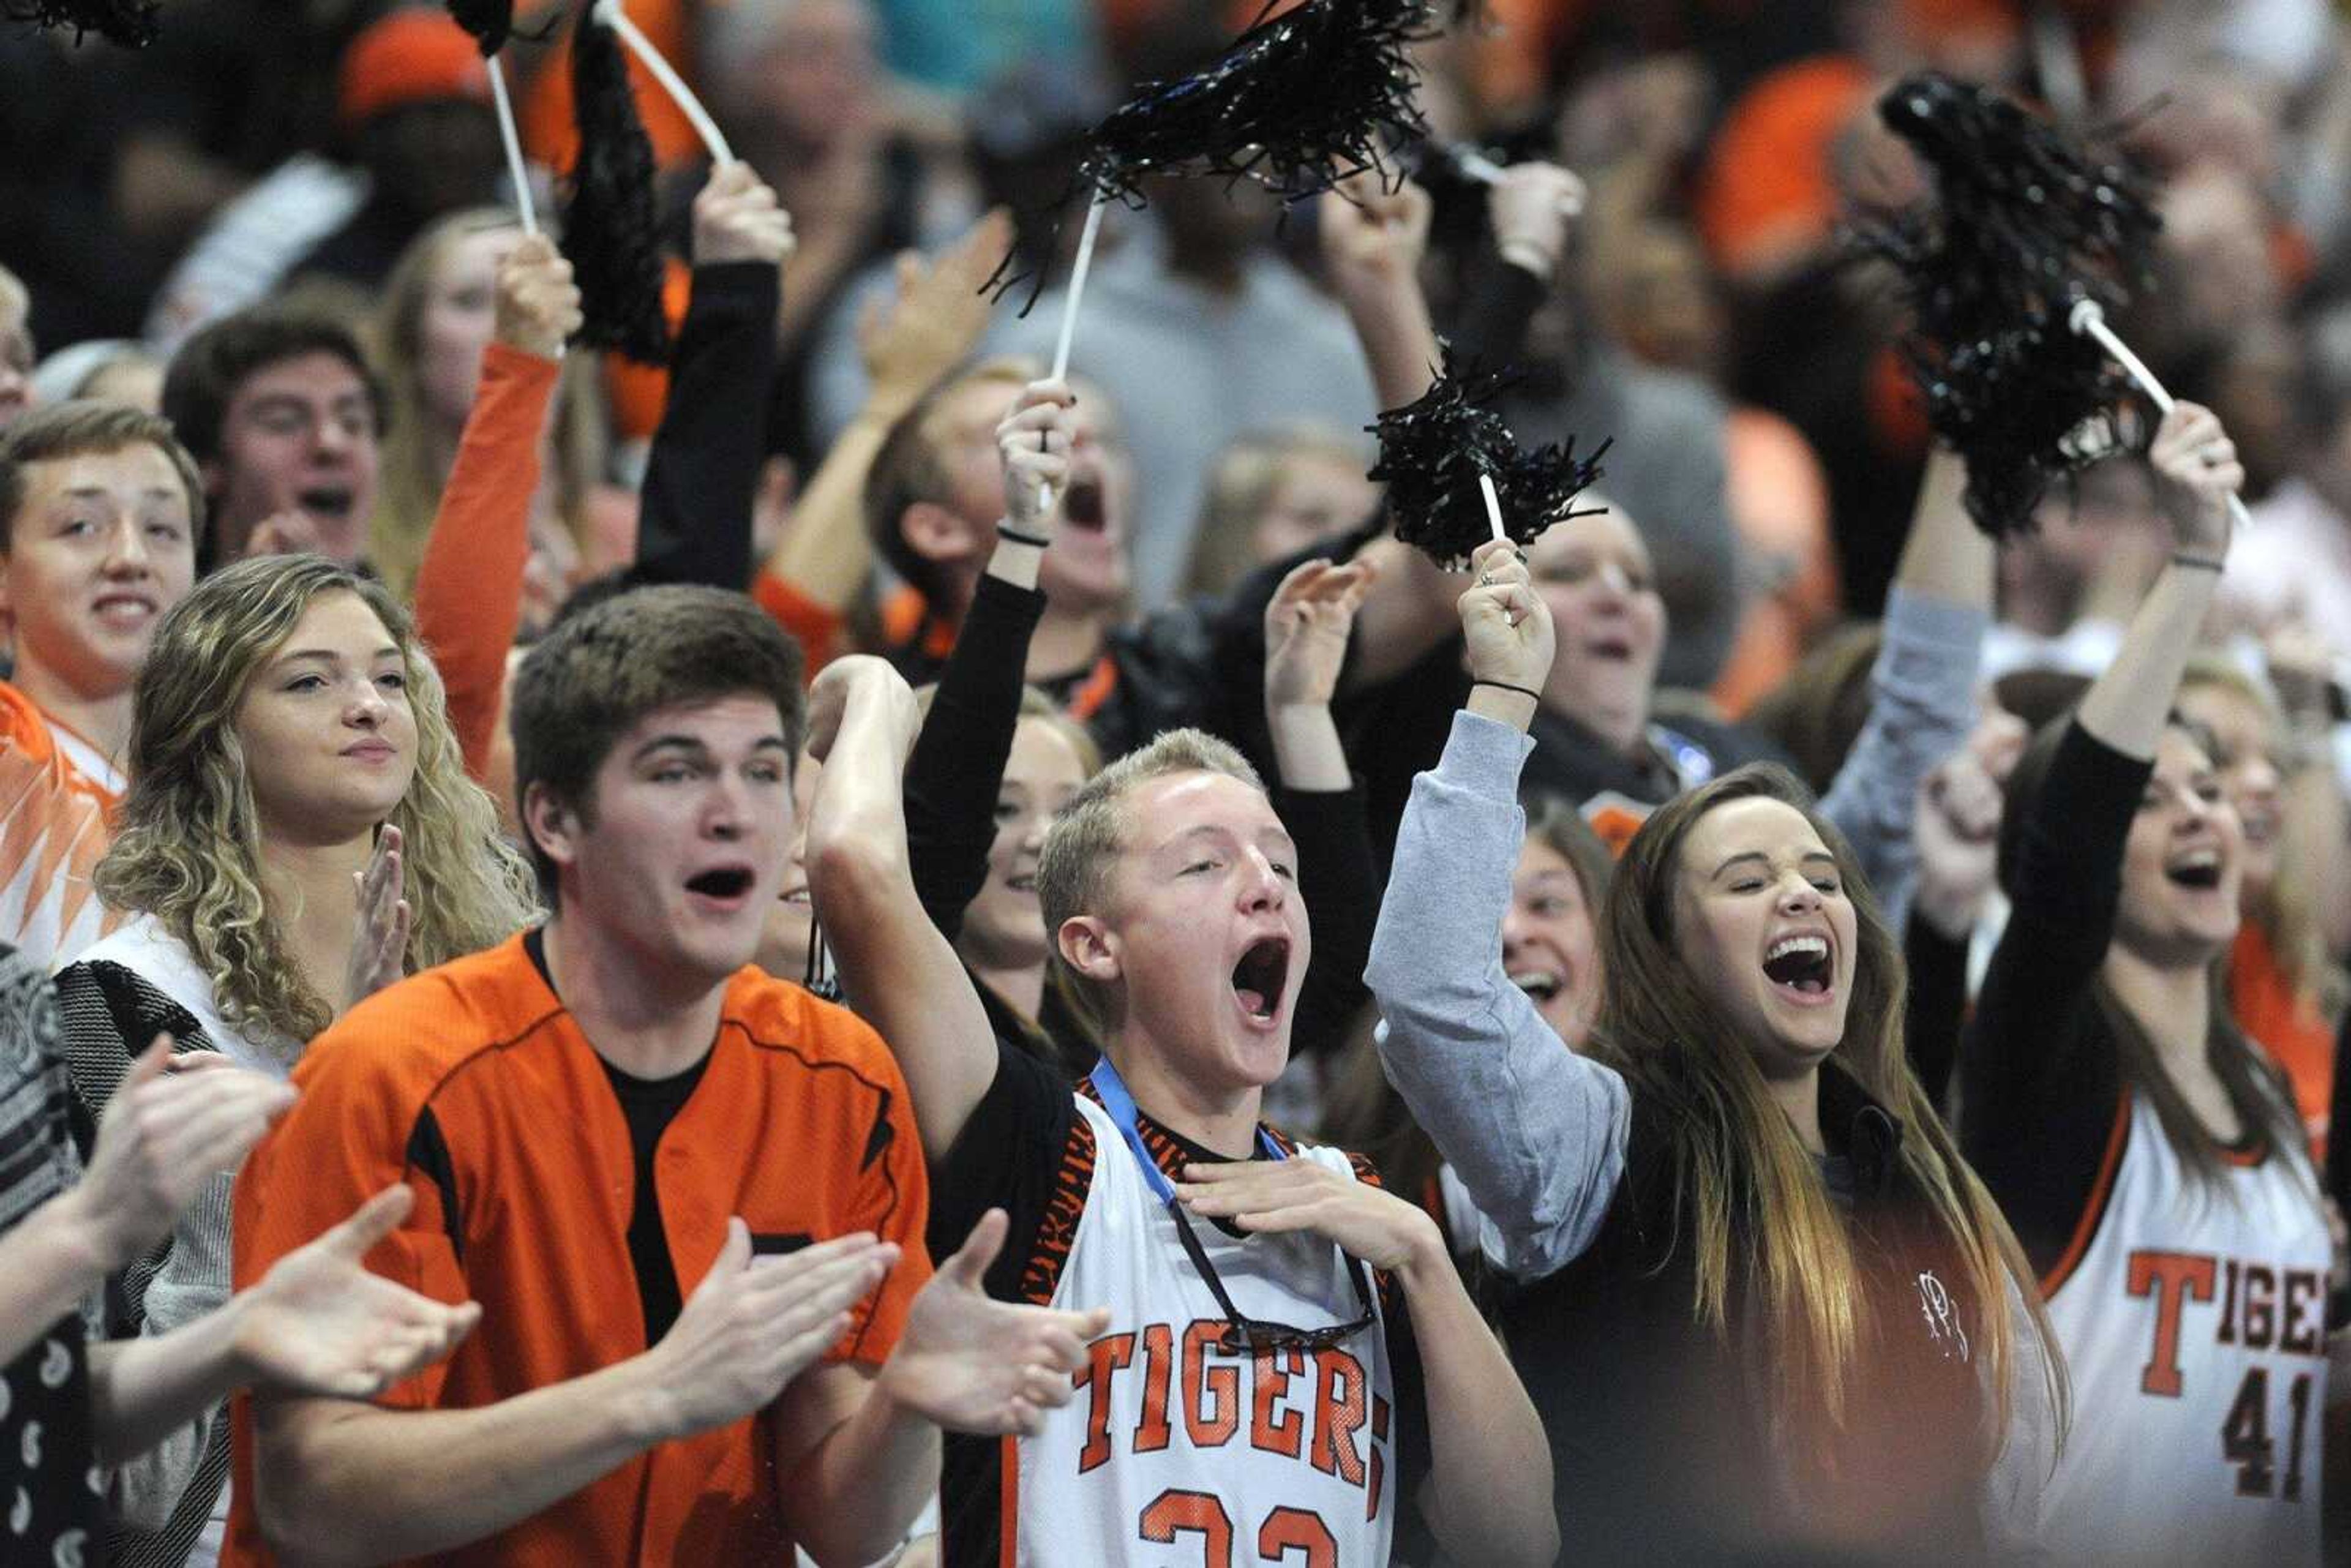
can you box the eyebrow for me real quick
[59,486,181,502]
[1710,849,1839,879]
[269,644,403,669]
[628,734,790,763]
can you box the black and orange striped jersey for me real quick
[222,929,931,1567]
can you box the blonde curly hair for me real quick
[97,555,539,1049]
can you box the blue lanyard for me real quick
[1087,1055,1283,1204]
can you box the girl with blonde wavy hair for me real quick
[51,553,534,1568]
[1368,537,2064,1564]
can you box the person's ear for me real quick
[1057,915,1121,985]
[900,501,980,567]
[522,782,583,876]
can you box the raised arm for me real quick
[629,162,793,593]
[806,655,1005,1161]
[1962,403,2244,1267]
[901,381,1063,940]
[1815,446,1994,928]
[411,237,580,779]
[757,210,1007,656]
[1364,539,1630,1278]
[1264,555,1381,1058]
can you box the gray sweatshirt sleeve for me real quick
[108,1174,232,1531]
[1816,587,1988,932]
[1364,709,1630,1279]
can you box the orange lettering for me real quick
[1183,1322,1240,1447]
[1308,1346,1368,1484]
[1136,1324,1174,1454]
[1251,1346,1306,1459]
[1078,1332,1135,1474]
[2126,1251,2217,1397]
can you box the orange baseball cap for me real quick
[339,10,492,130]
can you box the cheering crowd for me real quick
[9,0,2351,1564]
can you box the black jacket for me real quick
[1499,1060,2001,1565]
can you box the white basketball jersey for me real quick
[2041,1092,2330,1566]
[1011,1093,1400,1567]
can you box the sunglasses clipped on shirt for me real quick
[1166,1195,1378,1355]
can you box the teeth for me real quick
[1766,936,1828,962]
[1509,969,1562,999]
[2172,849,2221,871]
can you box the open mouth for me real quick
[687,866,756,901]
[298,486,355,519]
[2166,849,2224,890]
[1510,969,1564,1003]
[1761,935,1832,997]
[1584,637,1634,662]
[1005,872,1037,895]
[778,882,811,906]
[1231,936,1291,1019]
[1063,476,1106,532]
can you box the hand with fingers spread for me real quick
[636,1221,900,1442]
[70,1037,296,1270]
[860,209,1011,416]
[1174,1161,1444,1280]
[1458,536,1557,729]
[877,1210,1107,1436]
[1912,706,2027,941]
[995,379,1075,537]
[2147,401,2243,558]
[494,233,585,361]
[1488,161,1586,282]
[234,1185,483,1398]
[345,825,411,1008]
[694,161,797,270]
[1264,557,1381,711]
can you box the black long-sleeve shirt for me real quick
[1959,724,2148,1276]
[629,260,779,595]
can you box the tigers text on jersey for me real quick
[1009,1093,1397,1568]
[2039,1092,2330,1566]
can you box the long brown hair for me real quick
[2000,713,2312,1184]
[97,556,539,1047]
[1597,763,2063,1461]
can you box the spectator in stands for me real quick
[0,265,33,432]
[161,310,383,569]
[0,402,204,967]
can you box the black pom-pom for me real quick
[1077,0,1433,207]
[1368,345,1610,568]
[3,0,157,47]
[561,5,669,363]
[1851,72,2162,537]
[446,0,512,53]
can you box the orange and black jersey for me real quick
[223,929,931,1567]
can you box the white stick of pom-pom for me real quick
[1448,147,1584,218]
[594,0,733,166]
[486,56,538,236]
[1037,192,1108,515]
[1478,471,1507,544]
[2069,298,2252,534]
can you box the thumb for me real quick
[324,1184,414,1259]
[946,1208,1009,1288]
[124,1032,175,1093]
[699,1217,753,1291]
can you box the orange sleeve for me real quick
[412,342,561,784]
[833,1016,933,1371]
[232,1026,471,1411]
[753,571,845,676]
